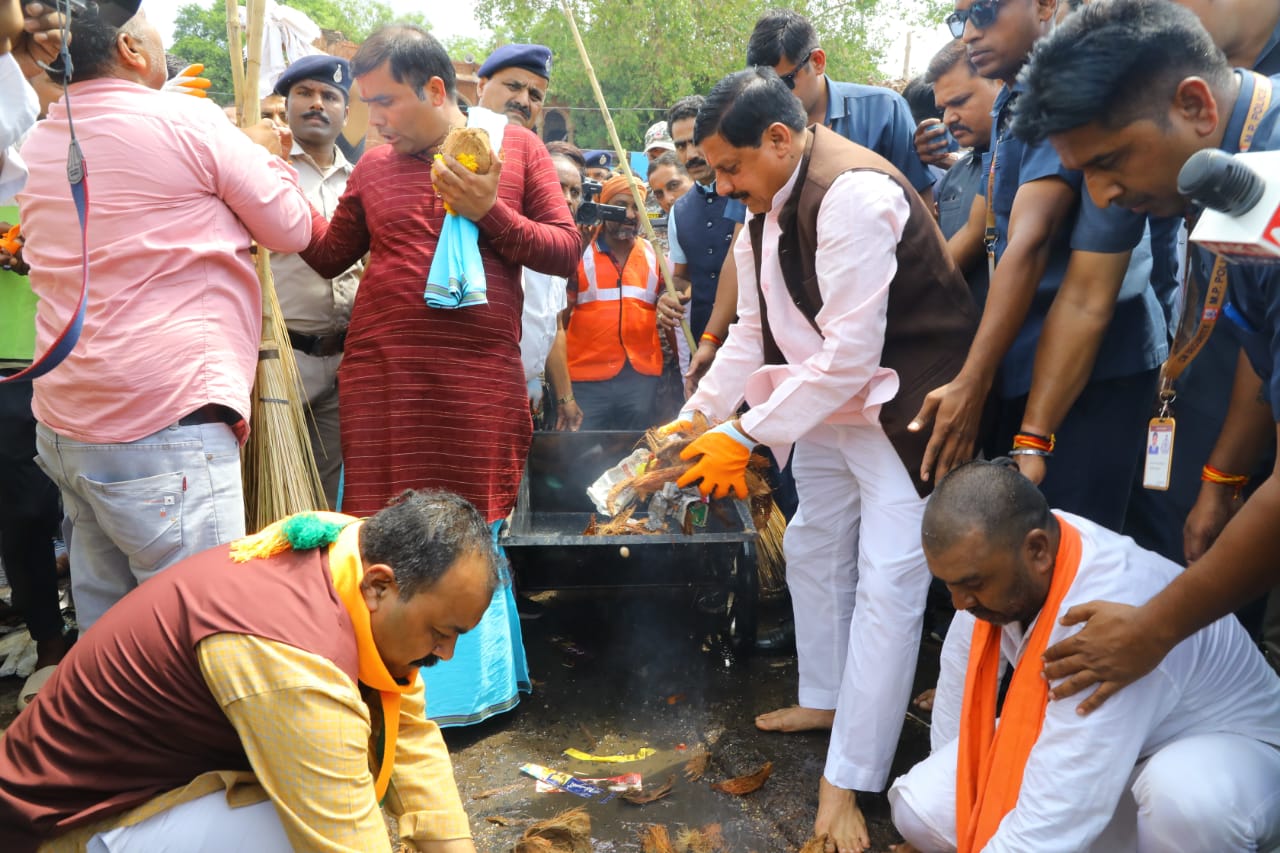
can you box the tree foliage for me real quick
[474,0,908,149]
[170,1,431,106]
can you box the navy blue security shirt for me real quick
[669,182,747,339]
[992,81,1168,398]
[823,77,935,193]
[1202,70,1280,419]
[936,147,990,307]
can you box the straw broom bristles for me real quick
[229,0,326,530]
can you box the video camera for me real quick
[575,178,630,228]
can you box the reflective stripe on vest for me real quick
[578,240,659,305]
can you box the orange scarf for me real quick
[955,514,1083,853]
[231,513,418,802]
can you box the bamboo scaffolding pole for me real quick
[227,0,326,529]
[558,0,697,354]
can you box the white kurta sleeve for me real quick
[737,171,907,446]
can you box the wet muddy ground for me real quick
[445,588,940,853]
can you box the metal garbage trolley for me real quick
[501,430,760,650]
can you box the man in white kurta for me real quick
[672,67,977,852]
[891,461,1280,853]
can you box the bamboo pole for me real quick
[227,0,326,527]
[224,0,246,126]
[558,0,697,353]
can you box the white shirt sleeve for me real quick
[684,225,763,420]
[667,200,686,264]
[737,171,908,446]
[0,55,37,152]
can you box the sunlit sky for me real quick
[148,0,954,80]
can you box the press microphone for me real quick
[1181,148,1280,264]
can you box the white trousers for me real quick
[784,424,932,791]
[889,732,1280,852]
[88,791,293,852]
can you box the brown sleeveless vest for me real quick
[749,124,978,496]
[0,543,359,851]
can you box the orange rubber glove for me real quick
[163,64,212,98]
[656,409,699,438]
[677,420,756,500]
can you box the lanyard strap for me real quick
[0,140,89,385]
[1160,72,1273,398]
[984,87,1009,280]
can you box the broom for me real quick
[227,0,326,530]
[558,2,787,594]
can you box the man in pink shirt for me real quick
[672,68,976,852]
[17,4,312,630]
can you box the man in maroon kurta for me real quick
[302,25,579,523]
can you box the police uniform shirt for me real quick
[824,77,935,193]
[936,148,990,307]
[987,81,1168,400]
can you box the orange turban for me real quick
[599,174,646,205]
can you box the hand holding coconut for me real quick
[431,126,501,222]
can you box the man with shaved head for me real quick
[888,459,1280,852]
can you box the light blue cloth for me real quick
[421,520,530,726]
[424,213,488,309]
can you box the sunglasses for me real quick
[778,50,814,90]
[946,0,1006,38]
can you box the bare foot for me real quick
[815,776,870,853]
[754,706,835,732]
[912,688,935,712]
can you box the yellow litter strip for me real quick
[563,747,656,763]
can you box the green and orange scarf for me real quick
[230,512,418,801]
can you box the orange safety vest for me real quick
[567,238,663,381]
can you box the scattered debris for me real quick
[486,815,527,827]
[666,693,686,705]
[798,834,830,853]
[520,764,604,798]
[513,806,592,853]
[674,823,727,853]
[577,723,598,751]
[472,782,522,801]
[621,774,675,805]
[563,746,656,763]
[710,761,773,796]
[639,824,677,853]
[536,773,641,794]
[683,746,710,782]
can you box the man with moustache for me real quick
[887,460,1280,853]
[672,68,975,851]
[565,173,665,430]
[475,43,550,131]
[474,43,581,431]
[270,55,363,508]
[0,491,496,852]
[923,40,1000,306]
[300,26,578,726]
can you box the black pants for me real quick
[0,376,64,642]
[992,367,1161,532]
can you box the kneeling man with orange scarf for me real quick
[890,460,1280,853]
[0,491,494,853]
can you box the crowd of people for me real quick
[1,0,1280,850]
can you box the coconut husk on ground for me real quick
[640,824,677,853]
[683,745,710,781]
[710,761,773,796]
[621,774,675,805]
[798,834,830,853]
[675,823,727,852]
[441,126,493,173]
[511,806,592,853]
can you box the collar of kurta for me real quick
[955,514,1082,853]
[229,512,417,802]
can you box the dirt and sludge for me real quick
[446,588,939,853]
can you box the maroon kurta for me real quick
[303,124,579,521]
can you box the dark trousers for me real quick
[574,363,661,432]
[0,376,64,642]
[992,368,1161,532]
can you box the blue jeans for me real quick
[35,421,245,630]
